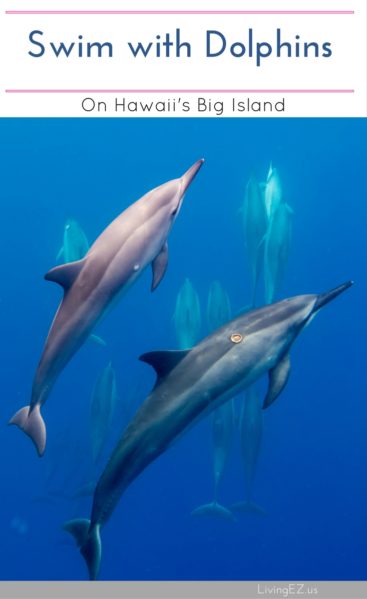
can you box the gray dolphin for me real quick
[9,159,204,456]
[64,281,352,579]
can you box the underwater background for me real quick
[0,117,365,581]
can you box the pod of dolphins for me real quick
[8,158,352,579]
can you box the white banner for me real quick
[1,0,366,117]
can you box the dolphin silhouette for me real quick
[231,387,265,515]
[191,279,234,519]
[206,280,232,333]
[64,281,352,580]
[56,218,89,264]
[264,202,293,304]
[90,363,118,466]
[173,278,202,349]
[191,400,235,521]
[9,159,204,456]
[264,163,282,220]
[242,175,268,306]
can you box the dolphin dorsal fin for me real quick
[262,353,291,409]
[139,349,190,382]
[45,258,87,291]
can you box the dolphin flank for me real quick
[9,159,204,456]
[64,281,352,579]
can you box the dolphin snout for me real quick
[314,280,353,311]
[180,159,205,195]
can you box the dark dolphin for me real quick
[64,281,352,579]
[9,159,204,456]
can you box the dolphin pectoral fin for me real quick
[151,242,168,291]
[191,502,235,522]
[139,349,190,383]
[63,519,101,580]
[263,353,291,409]
[89,334,107,347]
[45,257,87,291]
[9,404,46,457]
[231,501,267,516]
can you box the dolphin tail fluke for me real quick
[231,501,267,516]
[9,404,46,457]
[191,501,235,522]
[63,519,101,580]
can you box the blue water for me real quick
[0,118,365,581]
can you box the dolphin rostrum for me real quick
[64,281,352,579]
[9,159,204,456]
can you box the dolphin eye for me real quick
[230,333,243,344]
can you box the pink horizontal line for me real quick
[6,89,355,94]
[5,10,355,16]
